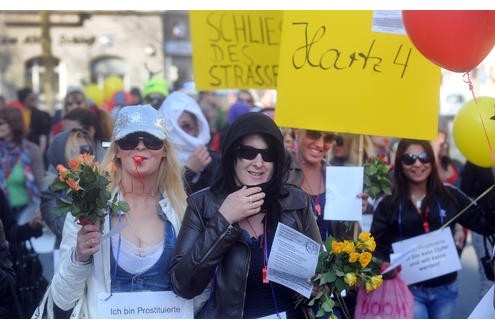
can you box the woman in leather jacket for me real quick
[169,113,322,318]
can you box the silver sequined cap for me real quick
[112,104,168,141]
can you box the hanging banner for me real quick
[189,10,282,90]
[275,10,441,140]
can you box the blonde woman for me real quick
[35,104,189,318]
[41,128,96,283]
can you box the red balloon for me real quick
[402,10,495,73]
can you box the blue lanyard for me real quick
[113,210,123,281]
[102,210,123,301]
[398,196,445,240]
[264,218,281,319]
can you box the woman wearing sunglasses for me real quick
[370,138,495,319]
[159,91,221,195]
[41,105,191,318]
[169,112,322,318]
[286,129,369,318]
[287,130,369,242]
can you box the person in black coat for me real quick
[371,139,495,319]
[169,113,322,318]
[0,190,23,318]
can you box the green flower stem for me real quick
[335,292,350,319]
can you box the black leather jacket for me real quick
[169,184,322,318]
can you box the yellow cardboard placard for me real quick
[275,11,441,140]
[190,10,282,90]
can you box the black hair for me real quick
[17,87,33,104]
[392,139,457,212]
[211,113,287,211]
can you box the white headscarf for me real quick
[158,91,211,165]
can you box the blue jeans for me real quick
[409,281,458,319]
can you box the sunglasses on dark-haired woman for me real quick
[237,144,275,162]
[401,152,431,165]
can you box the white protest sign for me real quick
[391,228,461,285]
[469,285,495,319]
[325,166,363,222]
[97,291,193,319]
[266,223,320,298]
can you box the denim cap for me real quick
[112,104,168,141]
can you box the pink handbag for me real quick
[355,274,414,319]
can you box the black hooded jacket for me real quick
[169,113,322,318]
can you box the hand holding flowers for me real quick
[296,231,383,318]
[51,154,129,230]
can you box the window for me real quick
[25,56,61,95]
[90,56,126,85]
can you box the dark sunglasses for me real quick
[237,144,275,162]
[401,152,431,165]
[305,130,335,143]
[116,132,164,150]
[79,145,93,155]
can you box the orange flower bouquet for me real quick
[52,154,129,228]
[295,231,383,318]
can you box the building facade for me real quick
[0,11,194,113]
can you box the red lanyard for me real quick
[262,212,269,284]
[302,174,323,216]
[421,208,430,233]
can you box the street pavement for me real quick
[454,232,486,319]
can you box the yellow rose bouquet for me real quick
[52,154,129,229]
[295,231,383,318]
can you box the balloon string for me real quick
[465,72,495,165]
[477,108,495,166]
[463,72,477,104]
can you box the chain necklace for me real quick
[302,172,324,216]
[411,193,425,211]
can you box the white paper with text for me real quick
[266,223,320,298]
[97,291,193,319]
[391,228,461,285]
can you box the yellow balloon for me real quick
[453,97,495,167]
[103,76,124,101]
[84,84,103,107]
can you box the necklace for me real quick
[244,212,265,238]
[411,193,425,209]
[123,213,163,249]
[246,217,258,238]
[302,172,324,216]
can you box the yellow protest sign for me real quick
[190,10,282,90]
[275,11,441,140]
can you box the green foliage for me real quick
[295,232,383,318]
[363,155,392,200]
